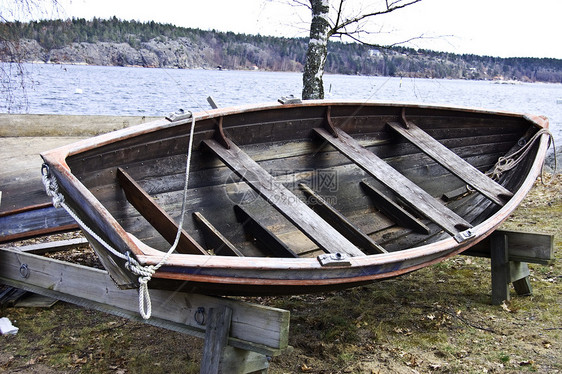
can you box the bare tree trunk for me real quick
[302,0,330,100]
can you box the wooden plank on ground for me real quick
[17,237,89,254]
[387,121,513,206]
[0,204,78,243]
[117,168,208,255]
[314,127,472,237]
[0,247,290,353]
[203,138,365,257]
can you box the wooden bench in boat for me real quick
[203,137,367,258]
[117,168,208,255]
[314,127,473,240]
[386,120,513,206]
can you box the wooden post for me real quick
[463,229,553,305]
[201,306,232,374]
[510,262,532,296]
[200,306,272,373]
[490,232,510,305]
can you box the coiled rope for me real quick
[488,128,556,183]
[42,113,197,320]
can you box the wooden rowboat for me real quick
[40,100,550,295]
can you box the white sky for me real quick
[9,0,562,59]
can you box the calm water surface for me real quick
[3,63,561,147]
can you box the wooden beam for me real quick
[0,247,290,353]
[234,205,299,258]
[0,204,79,243]
[511,262,532,296]
[193,212,244,256]
[360,180,430,235]
[203,138,365,257]
[463,229,554,265]
[299,183,386,254]
[117,168,208,255]
[16,237,89,254]
[387,121,513,206]
[314,127,472,238]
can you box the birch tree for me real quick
[301,0,423,100]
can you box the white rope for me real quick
[42,113,198,320]
[488,128,555,183]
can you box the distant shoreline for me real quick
[2,18,560,84]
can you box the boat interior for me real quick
[64,104,540,260]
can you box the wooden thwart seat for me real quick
[314,127,472,238]
[117,168,208,255]
[203,138,366,257]
[387,121,513,206]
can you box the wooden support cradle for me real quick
[0,244,291,374]
[462,229,554,305]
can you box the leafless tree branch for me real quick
[330,0,423,36]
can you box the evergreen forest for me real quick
[1,17,561,83]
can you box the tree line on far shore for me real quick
[2,17,561,83]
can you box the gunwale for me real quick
[40,100,550,295]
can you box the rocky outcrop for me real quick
[8,38,217,69]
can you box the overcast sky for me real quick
[8,0,562,59]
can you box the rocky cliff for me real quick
[11,38,219,69]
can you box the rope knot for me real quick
[41,164,65,208]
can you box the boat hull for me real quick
[40,100,550,295]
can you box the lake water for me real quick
[3,63,562,150]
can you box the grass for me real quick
[1,174,560,373]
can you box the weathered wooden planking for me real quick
[387,121,513,206]
[117,168,208,255]
[0,247,290,353]
[234,205,300,258]
[314,127,472,237]
[17,237,89,254]
[0,204,78,243]
[201,306,233,374]
[72,121,519,193]
[203,138,365,257]
[299,183,387,254]
[360,180,430,235]
[193,212,244,256]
